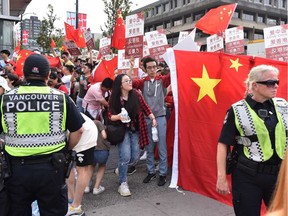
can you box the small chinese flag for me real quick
[111,9,126,50]
[93,57,118,82]
[74,28,86,48]
[64,22,76,40]
[195,3,237,35]
[50,38,56,49]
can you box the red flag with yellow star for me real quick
[171,51,287,206]
[111,9,126,50]
[195,3,237,35]
[92,57,118,83]
[15,50,35,78]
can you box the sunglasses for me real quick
[256,80,279,87]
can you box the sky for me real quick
[23,0,157,33]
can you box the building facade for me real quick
[133,0,287,48]
[0,0,31,52]
[21,15,42,47]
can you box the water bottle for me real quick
[121,108,130,123]
[151,127,159,142]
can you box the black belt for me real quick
[237,155,280,176]
[9,155,52,165]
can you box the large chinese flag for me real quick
[111,9,126,50]
[195,3,237,35]
[93,57,118,83]
[171,51,287,206]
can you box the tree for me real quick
[36,4,64,53]
[101,0,132,37]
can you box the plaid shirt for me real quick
[108,89,152,149]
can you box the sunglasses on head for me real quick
[256,80,279,87]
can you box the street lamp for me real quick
[20,12,36,46]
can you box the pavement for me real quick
[81,146,234,216]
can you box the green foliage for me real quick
[101,0,133,37]
[36,4,64,53]
[95,38,100,50]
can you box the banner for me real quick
[66,11,87,31]
[63,40,81,56]
[225,26,244,54]
[207,34,224,52]
[22,30,29,45]
[125,13,144,59]
[264,24,288,62]
[117,49,139,78]
[84,28,95,51]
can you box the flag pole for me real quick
[75,0,79,29]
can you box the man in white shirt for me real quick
[61,65,73,95]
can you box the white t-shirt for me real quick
[72,113,98,153]
[61,75,72,95]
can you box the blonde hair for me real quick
[268,151,288,214]
[244,65,279,96]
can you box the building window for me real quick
[264,0,272,5]
[150,8,154,16]
[244,30,248,39]
[257,14,264,23]
[233,11,240,18]
[267,17,277,25]
[174,0,178,8]
[156,5,161,14]
[194,11,205,21]
[242,12,255,21]
[187,0,191,3]
[185,15,192,23]
[173,18,182,26]
[183,0,186,5]
[255,0,263,3]
[156,24,164,29]
[165,22,171,28]
[170,0,173,9]
[279,0,287,8]
[254,33,264,40]
[163,3,169,12]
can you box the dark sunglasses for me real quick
[256,80,279,87]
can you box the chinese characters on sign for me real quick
[84,28,95,51]
[225,26,244,54]
[125,13,144,59]
[117,49,140,78]
[264,24,288,62]
[63,40,81,56]
[207,34,224,52]
[99,37,111,57]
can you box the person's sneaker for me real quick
[127,166,136,175]
[93,185,105,195]
[140,151,147,160]
[114,167,119,176]
[84,186,90,193]
[118,182,131,197]
[66,204,85,216]
[158,175,166,186]
[143,173,156,183]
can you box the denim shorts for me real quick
[93,150,109,165]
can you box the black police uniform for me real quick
[1,79,84,216]
[219,95,282,216]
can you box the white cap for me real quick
[0,76,11,91]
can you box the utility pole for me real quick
[20,13,23,46]
[76,0,79,29]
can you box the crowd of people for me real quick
[0,48,286,216]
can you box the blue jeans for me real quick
[145,116,168,176]
[118,131,140,183]
[76,96,84,113]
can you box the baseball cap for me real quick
[23,54,50,78]
[0,76,10,91]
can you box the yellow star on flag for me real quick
[229,58,243,72]
[191,65,221,104]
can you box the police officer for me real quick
[216,65,288,216]
[1,54,84,216]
